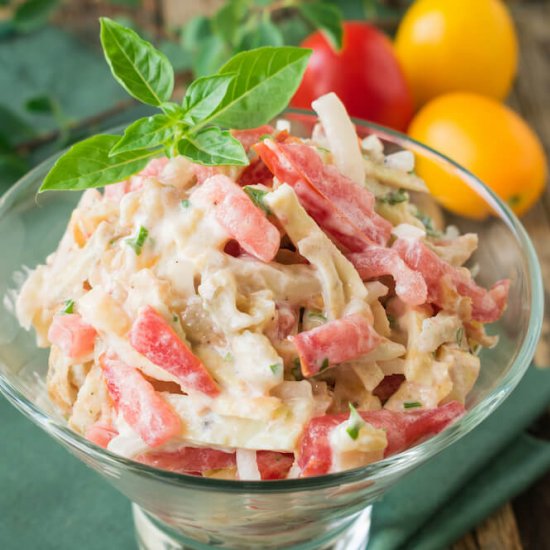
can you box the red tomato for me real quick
[291,22,414,131]
[48,314,97,358]
[298,401,465,476]
[130,306,220,397]
[256,451,295,480]
[136,447,236,474]
[99,353,182,448]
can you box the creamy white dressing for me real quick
[328,419,387,473]
[16,99,491,478]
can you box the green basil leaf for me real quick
[182,74,235,123]
[298,2,343,50]
[108,0,141,6]
[13,0,58,33]
[161,102,185,120]
[100,17,174,106]
[25,94,56,115]
[180,15,212,52]
[193,34,228,77]
[178,127,248,166]
[212,0,248,46]
[110,114,176,155]
[0,135,12,154]
[278,17,310,47]
[238,18,284,50]
[40,134,156,192]
[206,46,312,129]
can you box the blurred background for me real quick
[0,1,549,549]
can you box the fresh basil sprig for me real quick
[100,17,174,107]
[39,17,311,193]
[41,135,156,191]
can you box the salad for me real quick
[15,20,509,480]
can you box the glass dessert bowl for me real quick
[0,112,543,550]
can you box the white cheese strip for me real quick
[312,92,365,185]
[265,184,367,319]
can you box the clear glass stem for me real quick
[133,503,372,550]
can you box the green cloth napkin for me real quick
[367,364,550,550]
[0,366,548,550]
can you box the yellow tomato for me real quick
[408,93,547,219]
[395,0,518,108]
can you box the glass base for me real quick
[133,503,371,550]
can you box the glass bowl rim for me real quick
[0,109,544,493]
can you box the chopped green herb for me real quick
[126,225,149,255]
[414,211,441,238]
[387,314,395,327]
[181,199,191,208]
[243,186,270,214]
[404,401,422,409]
[346,403,364,440]
[346,424,360,440]
[259,133,273,141]
[320,357,330,371]
[269,363,281,374]
[172,314,179,323]
[62,299,75,314]
[456,327,464,346]
[307,310,327,322]
[224,352,233,362]
[377,189,409,205]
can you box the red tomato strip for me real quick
[196,174,280,262]
[256,451,295,480]
[236,129,290,187]
[254,139,392,245]
[393,238,510,322]
[237,158,274,187]
[48,314,97,358]
[99,353,181,447]
[372,374,405,403]
[135,447,236,474]
[298,401,465,476]
[85,421,118,449]
[347,248,427,306]
[231,125,275,151]
[193,165,220,185]
[292,313,381,377]
[130,306,220,397]
[254,140,427,305]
